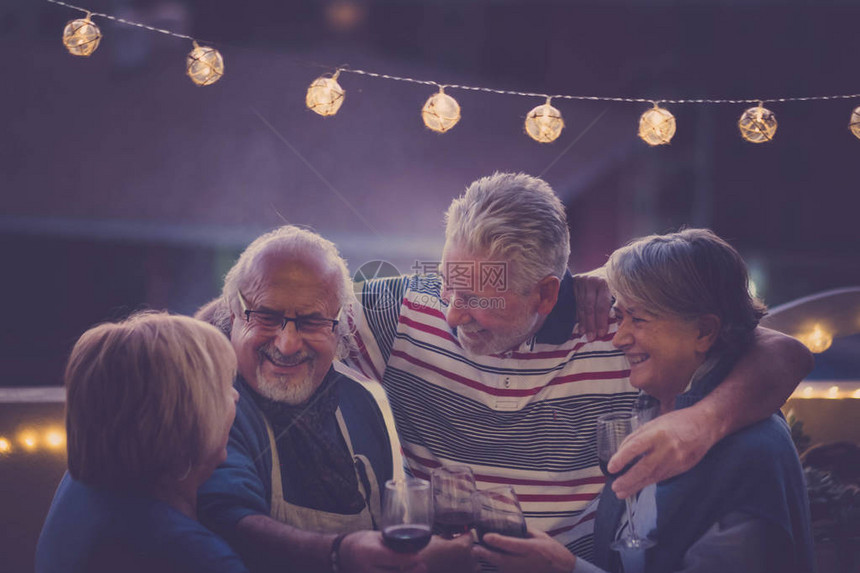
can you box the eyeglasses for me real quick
[237,291,339,337]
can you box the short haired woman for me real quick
[589,228,814,573]
[36,312,247,573]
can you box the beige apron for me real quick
[262,408,381,533]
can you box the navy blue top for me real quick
[593,356,814,573]
[197,367,392,545]
[36,473,249,573]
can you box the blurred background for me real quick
[2,0,859,571]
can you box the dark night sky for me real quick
[2,0,860,386]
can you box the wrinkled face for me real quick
[611,294,704,403]
[230,252,340,405]
[440,242,543,355]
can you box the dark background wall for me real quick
[3,0,860,387]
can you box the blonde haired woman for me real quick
[37,312,247,573]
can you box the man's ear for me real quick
[696,314,721,353]
[536,275,561,316]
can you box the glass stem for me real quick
[624,497,639,540]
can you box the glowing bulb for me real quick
[45,429,66,450]
[797,324,833,354]
[19,431,38,451]
[186,41,224,86]
[853,389,860,399]
[421,87,460,133]
[738,103,777,143]
[827,386,840,399]
[801,386,814,398]
[62,14,102,57]
[638,103,676,146]
[525,98,565,143]
[306,71,345,117]
[0,437,10,453]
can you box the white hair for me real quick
[221,225,355,358]
[444,172,571,292]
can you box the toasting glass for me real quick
[381,478,433,553]
[472,485,527,545]
[431,464,477,538]
[596,411,655,551]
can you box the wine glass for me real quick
[472,485,527,545]
[381,478,433,553]
[431,464,477,538]
[595,411,655,551]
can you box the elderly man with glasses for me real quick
[196,227,436,573]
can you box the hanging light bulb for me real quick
[186,41,224,86]
[62,13,102,57]
[638,102,676,146]
[796,324,833,354]
[849,106,860,140]
[524,97,564,143]
[422,87,460,133]
[306,70,346,117]
[738,102,777,143]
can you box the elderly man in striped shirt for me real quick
[348,172,811,568]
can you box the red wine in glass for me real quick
[382,524,432,553]
[431,464,477,539]
[381,478,433,554]
[432,509,474,537]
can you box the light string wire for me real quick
[48,0,860,106]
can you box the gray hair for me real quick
[220,225,355,358]
[444,172,570,293]
[606,228,767,354]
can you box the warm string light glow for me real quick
[525,98,564,143]
[796,324,834,354]
[638,103,676,146]
[0,428,68,455]
[45,0,860,142]
[792,383,860,400]
[421,87,461,133]
[738,103,778,143]
[306,70,346,117]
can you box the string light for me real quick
[525,98,564,143]
[18,430,38,451]
[0,437,10,454]
[306,70,346,117]
[796,324,833,353]
[45,0,860,144]
[62,13,101,57]
[45,429,66,450]
[638,102,676,146]
[850,106,860,140]
[738,103,778,143]
[186,41,224,86]
[422,87,461,133]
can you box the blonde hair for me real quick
[65,312,237,490]
[606,228,766,354]
[445,173,570,293]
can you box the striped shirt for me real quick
[348,272,635,557]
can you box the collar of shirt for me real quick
[533,270,577,346]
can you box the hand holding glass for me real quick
[431,464,477,538]
[381,478,433,553]
[472,485,527,546]
[596,411,655,551]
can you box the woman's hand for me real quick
[471,527,575,573]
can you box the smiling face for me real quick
[440,242,548,355]
[611,293,712,406]
[230,251,340,405]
